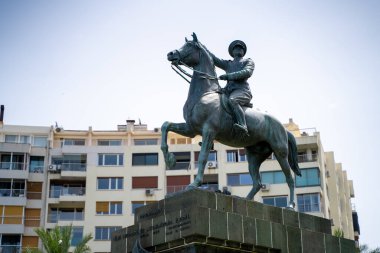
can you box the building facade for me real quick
[0,119,357,252]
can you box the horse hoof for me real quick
[186,184,197,190]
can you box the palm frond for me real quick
[73,233,93,253]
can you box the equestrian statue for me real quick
[161,33,301,208]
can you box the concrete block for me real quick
[302,230,325,253]
[325,234,340,253]
[282,208,299,228]
[271,222,287,253]
[286,226,302,253]
[256,219,272,248]
[232,196,247,216]
[247,201,264,220]
[243,216,256,245]
[209,208,227,240]
[227,212,243,242]
[340,237,356,253]
[216,193,233,212]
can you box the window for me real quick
[134,139,158,145]
[29,156,44,173]
[132,177,158,189]
[226,149,246,163]
[297,193,320,212]
[96,202,122,215]
[98,154,123,166]
[95,226,122,240]
[71,227,83,246]
[97,139,122,146]
[167,175,190,193]
[63,139,85,146]
[132,153,158,166]
[0,206,24,224]
[24,208,41,227]
[5,135,17,143]
[263,196,288,208]
[20,135,30,144]
[296,167,320,187]
[261,171,286,184]
[97,177,123,190]
[227,173,253,186]
[194,151,217,169]
[33,136,47,147]
[166,152,190,170]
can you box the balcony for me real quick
[60,163,86,178]
[0,162,28,179]
[49,187,86,202]
[0,189,27,206]
[297,153,318,163]
[166,161,191,171]
[47,212,84,223]
[0,245,21,253]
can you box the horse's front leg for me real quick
[161,121,195,169]
[189,127,215,188]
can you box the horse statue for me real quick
[161,33,301,208]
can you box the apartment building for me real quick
[0,118,357,252]
[0,123,50,252]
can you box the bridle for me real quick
[171,43,219,84]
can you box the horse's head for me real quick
[167,33,201,67]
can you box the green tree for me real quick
[25,225,92,253]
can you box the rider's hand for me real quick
[219,74,229,80]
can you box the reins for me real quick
[171,61,219,84]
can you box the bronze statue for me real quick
[162,33,301,208]
[210,40,254,137]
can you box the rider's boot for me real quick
[231,102,249,137]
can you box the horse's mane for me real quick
[197,42,217,76]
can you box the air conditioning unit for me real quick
[48,164,61,172]
[207,161,217,169]
[145,189,155,196]
[261,183,270,192]
[48,165,57,172]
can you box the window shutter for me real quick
[96,202,109,213]
[4,206,23,224]
[25,208,41,227]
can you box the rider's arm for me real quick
[227,58,255,81]
[209,52,228,70]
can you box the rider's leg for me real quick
[229,91,251,136]
[230,98,249,135]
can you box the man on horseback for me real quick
[210,40,254,137]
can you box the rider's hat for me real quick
[228,40,247,57]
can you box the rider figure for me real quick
[210,40,254,136]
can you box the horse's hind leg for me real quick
[161,122,195,169]
[273,147,296,208]
[245,147,271,200]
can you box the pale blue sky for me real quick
[1,0,379,248]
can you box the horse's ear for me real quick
[185,37,188,42]
[192,33,198,42]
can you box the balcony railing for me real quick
[0,189,25,197]
[29,166,44,173]
[0,245,21,253]
[49,187,86,198]
[297,153,318,163]
[166,161,191,170]
[0,162,26,170]
[61,163,86,172]
[166,185,187,194]
[48,212,84,223]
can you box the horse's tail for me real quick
[287,130,302,176]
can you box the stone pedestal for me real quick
[111,189,356,253]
